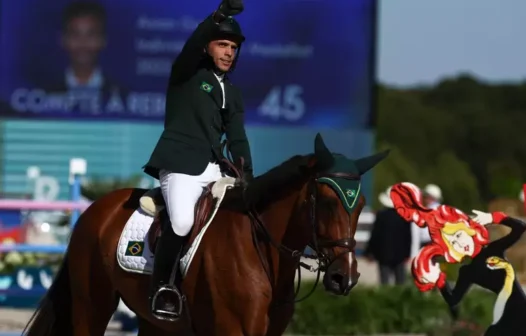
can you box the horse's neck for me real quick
[261,187,311,287]
[263,188,310,252]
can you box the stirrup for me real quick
[151,285,185,321]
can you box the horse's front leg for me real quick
[185,267,271,336]
[266,301,295,336]
[190,289,271,336]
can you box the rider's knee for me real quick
[169,210,194,236]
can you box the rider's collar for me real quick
[213,70,225,82]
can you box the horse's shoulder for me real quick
[220,187,248,214]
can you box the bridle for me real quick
[218,142,359,302]
[246,171,360,303]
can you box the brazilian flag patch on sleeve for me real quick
[200,81,213,93]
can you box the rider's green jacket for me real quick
[144,14,253,179]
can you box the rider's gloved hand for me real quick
[244,172,254,187]
[236,172,251,186]
[219,0,244,16]
[244,171,253,182]
[214,0,243,22]
[234,172,252,192]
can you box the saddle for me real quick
[139,177,237,254]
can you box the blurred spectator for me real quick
[410,184,443,258]
[365,187,412,285]
[423,184,442,209]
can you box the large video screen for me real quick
[0,0,376,128]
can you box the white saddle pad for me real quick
[116,177,236,277]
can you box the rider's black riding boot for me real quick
[148,221,185,321]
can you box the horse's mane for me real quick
[243,154,314,211]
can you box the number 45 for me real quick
[258,85,305,121]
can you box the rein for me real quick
[219,140,244,180]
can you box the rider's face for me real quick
[61,15,106,70]
[207,39,238,72]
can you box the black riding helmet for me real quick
[207,16,244,72]
[216,16,245,43]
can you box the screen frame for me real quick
[367,0,379,130]
[0,0,379,128]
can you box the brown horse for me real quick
[23,133,388,336]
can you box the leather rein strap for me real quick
[219,140,244,180]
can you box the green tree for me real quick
[376,74,526,208]
[424,151,481,211]
[373,143,422,209]
[487,161,523,199]
[376,86,457,169]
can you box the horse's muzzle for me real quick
[323,256,360,295]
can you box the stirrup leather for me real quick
[151,284,185,322]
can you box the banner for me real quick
[0,267,54,308]
[0,0,376,128]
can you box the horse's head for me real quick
[304,134,389,295]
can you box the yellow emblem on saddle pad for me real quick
[125,241,144,256]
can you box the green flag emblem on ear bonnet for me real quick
[313,133,390,214]
[317,154,362,214]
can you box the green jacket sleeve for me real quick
[169,14,218,85]
[225,92,253,177]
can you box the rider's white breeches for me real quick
[159,163,223,236]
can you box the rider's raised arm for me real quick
[489,212,526,251]
[225,90,253,179]
[169,11,222,86]
[439,265,473,308]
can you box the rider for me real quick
[143,0,253,320]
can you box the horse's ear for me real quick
[314,133,334,170]
[355,150,390,175]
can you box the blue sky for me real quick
[378,0,526,86]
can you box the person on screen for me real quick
[47,1,119,94]
[142,0,253,320]
[40,1,125,115]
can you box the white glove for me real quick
[471,209,493,226]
